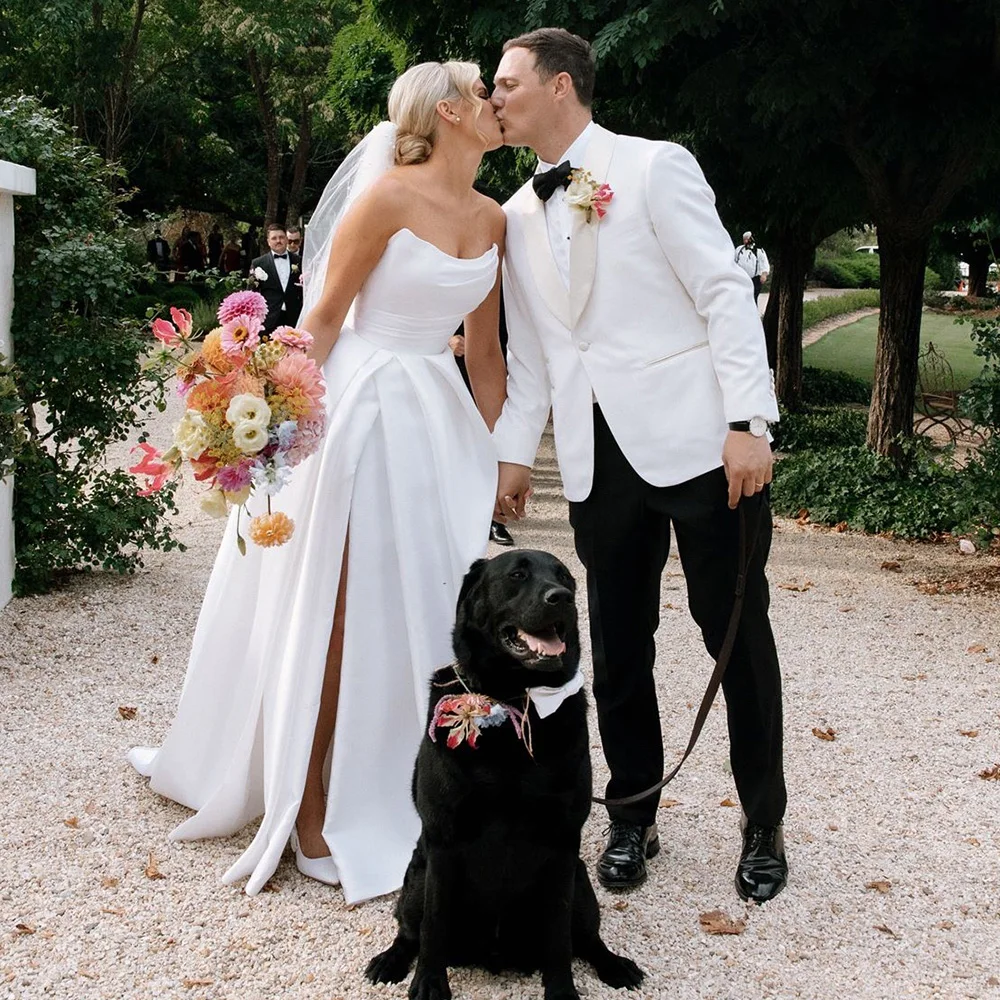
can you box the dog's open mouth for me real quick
[501,623,567,663]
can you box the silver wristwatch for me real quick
[728,416,770,437]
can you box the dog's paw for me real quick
[408,968,451,1000]
[592,952,644,990]
[365,940,416,984]
[543,987,581,1000]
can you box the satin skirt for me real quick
[128,330,496,903]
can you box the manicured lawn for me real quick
[803,312,985,390]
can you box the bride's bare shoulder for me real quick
[473,192,506,241]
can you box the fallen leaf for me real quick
[833,521,848,533]
[699,910,746,935]
[866,879,892,894]
[987,976,999,986]
[778,580,814,592]
[967,644,987,654]
[812,727,836,742]
[965,837,981,846]
[358,927,373,936]
[881,560,902,571]
[144,852,166,880]
[838,606,854,613]
[260,881,281,893]
[63,816,79,828]
[978,764,1000,781]
[150,654,160,665]
[719,797,738,807]
[182,979,213,989]
[873,923,901,939]
[118,706,137,720]
[612,900,628,911]
[77,968,98,980]
[901,672,928,681]
[101,877,119,889]
[101,907,124,916]
[959,729,980,738]
[662,602,676,610]
[942,581,968,594]
[14,924,35,935]
[659,798,681,808]
[937,920,954,929]
[916,581,940,595]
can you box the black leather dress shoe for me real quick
[596,821,660,890]
[489,521,515,546]
[735,821,788,903]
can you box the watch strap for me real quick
[728,421,751,432]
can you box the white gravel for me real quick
[1,394,999,1000]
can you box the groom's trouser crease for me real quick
[569,405,786,829]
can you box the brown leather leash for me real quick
[593,496,767,808]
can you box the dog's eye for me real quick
[509,569,527,581]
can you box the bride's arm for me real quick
[301,178,407,368]
[464,205,507,430]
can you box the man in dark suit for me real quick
[146,229,171,271]
[251,224,303,333]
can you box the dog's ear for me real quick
[456,558,488,614]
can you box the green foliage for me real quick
[801,367,872,406]
[0,95,182,595]
[959,314,1000,429]
[772,406,868,453]
[0,355,27,479]
[812,254,882,289]
[771,439,969,539]
[801,291,881,330]
[924,292,999,312]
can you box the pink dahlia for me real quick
[218,290,268,325]
[220,314,262,358]
[271,325,314,352]
[269,353,325,421]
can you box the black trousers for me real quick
[568,406,786,829]
[751,275,763,302]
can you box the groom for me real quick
[491,28,787,903]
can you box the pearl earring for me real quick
[454,116,461,123]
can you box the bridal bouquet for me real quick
[130,290,326,551]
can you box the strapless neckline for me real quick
[388,227,498,263]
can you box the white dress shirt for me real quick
[272,251,291,291]
[535,121,595,288]
[734,243,769,278]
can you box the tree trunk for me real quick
[866,231,929,457]
[774,239,813,412]
[967,244,990,297]
[762,277,779,372]
[248,49,282,226]
[285,100,312,228]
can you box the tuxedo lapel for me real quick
[515,183,572,330]
[569,125,617,327]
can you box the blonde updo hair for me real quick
[388,61,484,166]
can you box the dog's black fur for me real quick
[365,550,644,1000]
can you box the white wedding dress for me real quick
[128,228,499,903]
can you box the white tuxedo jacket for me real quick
[493,124,779,502]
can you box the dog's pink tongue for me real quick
[518,628,566,657]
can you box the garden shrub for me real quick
[0,94,182,595]
[801,367,872,404]
[812,255,943,291]
[802,290,880,330]
[772,406,868,452]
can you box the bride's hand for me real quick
[496,462,532,521]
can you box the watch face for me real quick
[749,416,768,437]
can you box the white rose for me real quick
[173,409,211,460]
[226,393,271,429]
[253,266,269,281]
[200,489,230,518]
[233,421,269,453]
[564,179,593,209]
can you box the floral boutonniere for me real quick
[565,169,614,223]
[291,263,299,274]
[428,692,528,752]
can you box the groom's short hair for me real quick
[503,28,596,107]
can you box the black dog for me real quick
[366,550,644,1000]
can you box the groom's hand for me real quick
[722,431,773,509]
[496,462,532,522]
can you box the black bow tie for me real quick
[533,160,574,202]
[273,252,288,259]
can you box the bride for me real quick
[128,61,507,904]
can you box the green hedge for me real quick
[812,255,945,291]
[801,367,872,405]
[802,290,881,330]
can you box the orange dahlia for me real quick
[200,328,235,374]
[187,378,234,417]
[268,353,325,421]
[249,511,295,547]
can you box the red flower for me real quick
[129,442,172,496]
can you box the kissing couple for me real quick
[129,27,787,911]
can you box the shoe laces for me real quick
[603,820,643,846]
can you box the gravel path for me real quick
[2,393,999,1000]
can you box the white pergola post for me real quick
[0,160,37,608]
